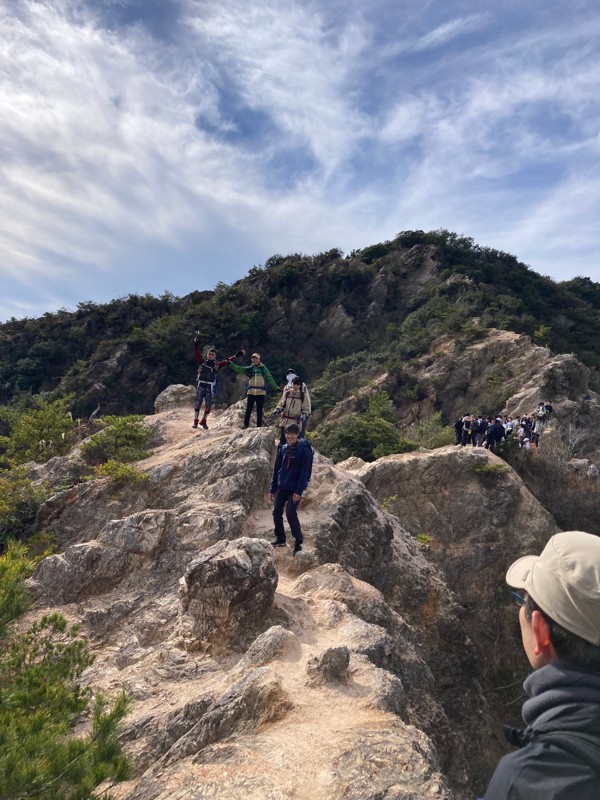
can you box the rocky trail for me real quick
[108,401,442,799]
[27,385,571,799]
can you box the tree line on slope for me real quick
[0,230,598,419]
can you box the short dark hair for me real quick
[292,377,302,385]
[525,595,600,672]
[285,423,300,434]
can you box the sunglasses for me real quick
[510,590,526,606]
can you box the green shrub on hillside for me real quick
[0,543,130,799]
[80,415,152,466]
[93,459,149,488]
[0,541,33,638]
[0,467,49,549]
[0,396,77,467]
[313,392,417,462]
[406,412,455,449]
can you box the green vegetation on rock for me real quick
[0,542,130,800]
[80,415,152,466]
[312,392,417,462]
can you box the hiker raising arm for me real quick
[193,340,244,429]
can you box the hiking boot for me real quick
[192,421,199,428]
[200,419,208,429]
[271,540,287,548]
[293,541,303,555]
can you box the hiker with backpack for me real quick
[228,352,280,428]
[268,422,313,555]
[193,339,245,429]
[483,531,600,799]
[284,368,299,389]
[273,375,311,443]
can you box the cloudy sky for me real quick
[1,0,599,321]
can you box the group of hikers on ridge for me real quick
[192,339,313,557]
[192,338,311,437]
[454,402,553,452]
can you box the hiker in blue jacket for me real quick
[483,531,600,800]
[268,423,311,555]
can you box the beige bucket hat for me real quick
[506,531,600,646]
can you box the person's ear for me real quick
[531,610,554,657]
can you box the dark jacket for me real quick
[484,663,600,800]
[194,342,236,384]
[486,421,505,443]
[269,440,311,496]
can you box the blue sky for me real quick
[1,0,600,321]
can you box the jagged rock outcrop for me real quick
[355,445,558,608]
[154,666,293,766]
[34,401,274,551]
[316,327,600,460]
[354,444,560,735]
[332,729,451,800]
[306,646,350,684]
[154,383,195,412]
[178,537,278,651]
[32,539,131,604]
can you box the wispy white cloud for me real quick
[0,0,600,321]
[413,13,490,51]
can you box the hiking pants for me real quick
[195,383,213,413]
[273,489,303,545]
[244,394,265,427]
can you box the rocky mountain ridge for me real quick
[2,230,600,422]
[24,386,573,799]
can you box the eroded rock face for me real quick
[159,667,292,766]
[356,446,558,611]
[178,537,278,650]
[354,444,561,768]
[31,541,131,604]
[34,408,275,552]
[98,509,174,556]
[305,478,494,793]
[234,625,297,671]
[154,384,195,412]
[30,509,176,605]
[332,729,452,800]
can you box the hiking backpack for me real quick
[300,438,314,483]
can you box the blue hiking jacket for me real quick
[269,440,311,496]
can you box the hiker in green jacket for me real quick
[228,352,280,428]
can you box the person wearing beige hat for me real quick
[483,531,600,800]
[228,352,280,428]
